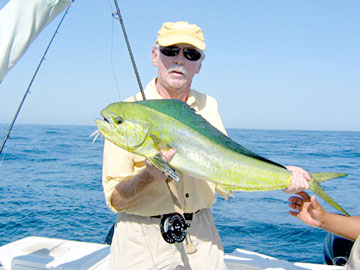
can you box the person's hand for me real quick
[288,191,327,228]
[144,148,177,183]
[283,166,311,194]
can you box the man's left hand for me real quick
[283,166,311,194]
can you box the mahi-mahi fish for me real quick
[95,99,349,216]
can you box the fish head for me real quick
[95,102,150,152]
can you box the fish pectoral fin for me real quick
[215,185,234,200]
[149,134,173,153]
[148,153,179,182]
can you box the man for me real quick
[102,21,310,270]
[0,0,72,81]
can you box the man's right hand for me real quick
[144,148,177,183]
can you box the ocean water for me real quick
[0,124,359,264]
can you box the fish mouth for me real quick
[102,116,112,128]
[95,113,117,137]
[99,112,117,128]
[100,112,111,123]
[103,116,110,123]
[95,117,110,133]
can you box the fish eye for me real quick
[114,116,124,125]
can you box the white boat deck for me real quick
[0,236,343,270]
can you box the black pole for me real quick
[112,0,146,100]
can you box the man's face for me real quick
[152,43,202,95]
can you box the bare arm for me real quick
[321,212,360,241]
[111,149,176,211]
[289,191,360,241]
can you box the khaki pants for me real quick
[109,208,226,270]
[344,235,360,270]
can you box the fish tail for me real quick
[310,172,347,183]
[309,172,350,216]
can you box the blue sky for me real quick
[0,0,359,131]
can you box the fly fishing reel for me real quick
[160,213,190,244]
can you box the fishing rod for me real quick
[112,0,146,100]
[0,4,72,156]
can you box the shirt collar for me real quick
[145,77,197,108]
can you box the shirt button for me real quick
[185,193,190,198]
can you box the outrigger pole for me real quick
[0,4,72,156]
[112,0,146,101]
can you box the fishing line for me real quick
[109,0,148,165]
[0,3,73,156]
[109,8,123,101]
[107,0,141,150]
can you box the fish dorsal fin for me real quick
[137,99,285,168]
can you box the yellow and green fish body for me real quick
[96,99,349,215]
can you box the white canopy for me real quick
[0,0,71,81]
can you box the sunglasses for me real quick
[160,46,202,61]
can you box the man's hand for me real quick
[288,191,327,228]
[289,192,360,240]
[111,148,177,211]
[144,148,177,183]
[283,166,311,194]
